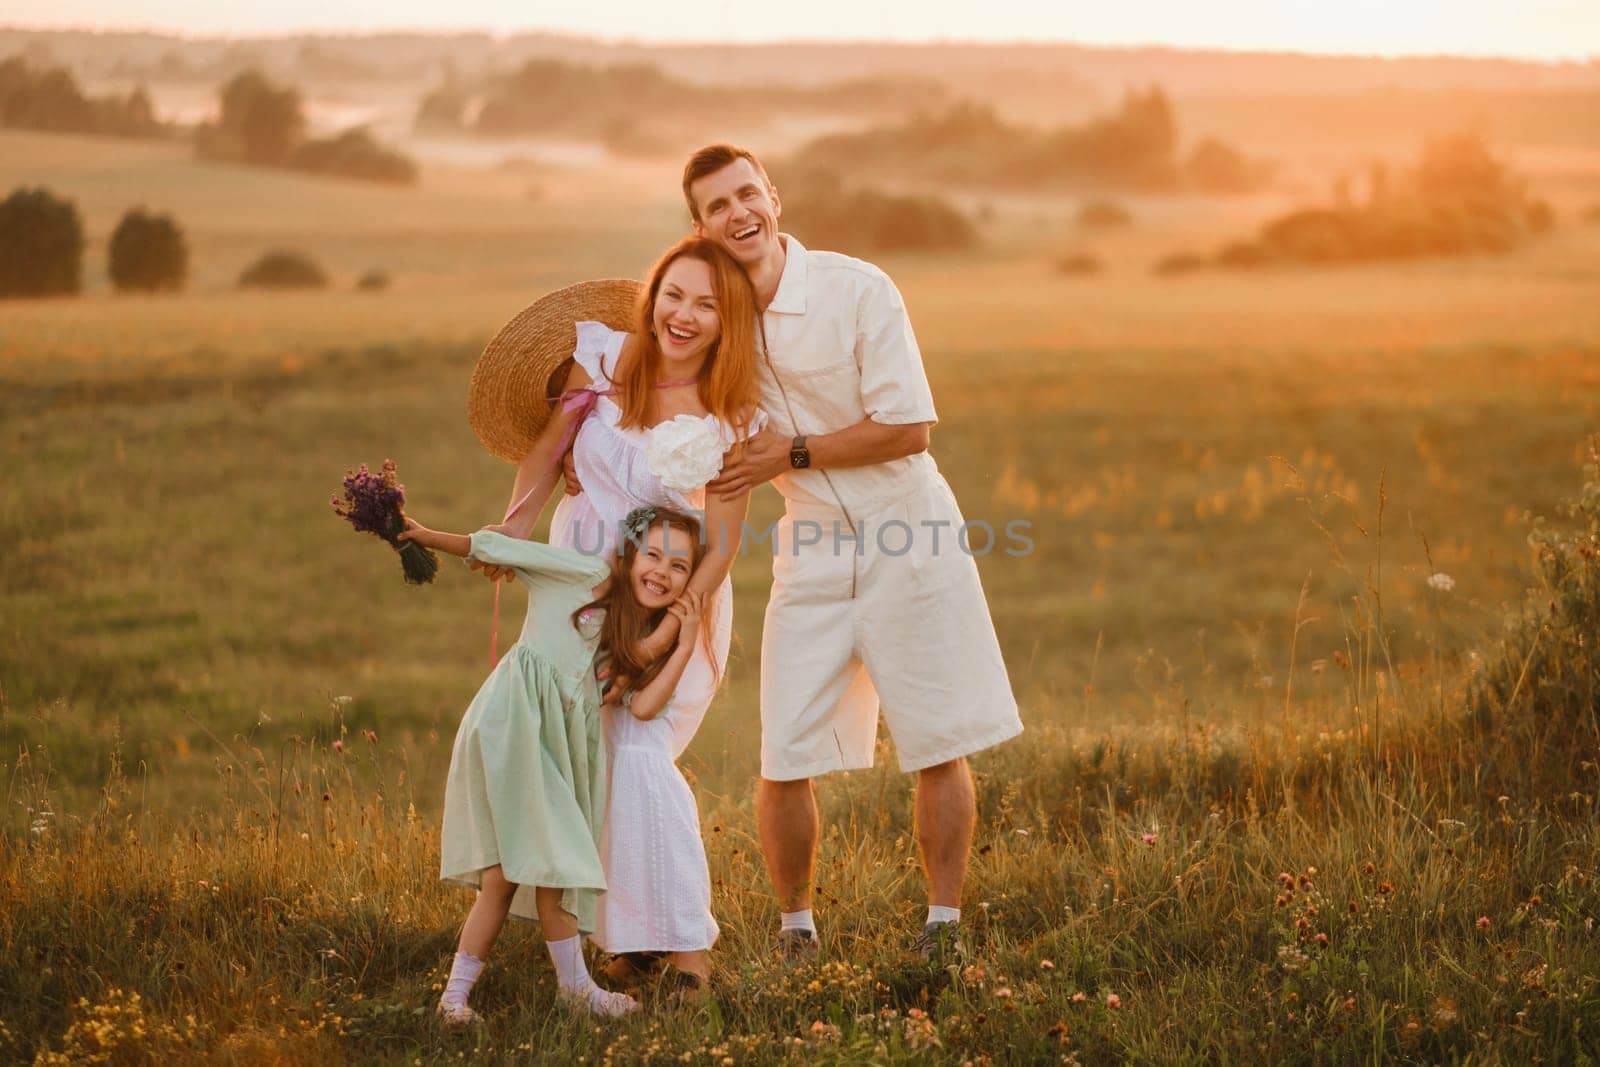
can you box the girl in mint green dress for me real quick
[400,506,710,1022]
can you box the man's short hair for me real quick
[682,143,772,223]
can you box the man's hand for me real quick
[708,426,789,499]
[561,448,583,497]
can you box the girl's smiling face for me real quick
[651,256,721,363]
[630,522,696,609]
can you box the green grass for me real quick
[4,127,1600,1062]
[4,332,1599,1062]
[3,331,1594,809]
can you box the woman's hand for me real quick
[466,522,520,581]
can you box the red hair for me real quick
[614,236,759,445]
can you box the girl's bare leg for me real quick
[535,888,638,1016]
[533,886,579,941]
[458,865,518,958]
[440,865,518,1021]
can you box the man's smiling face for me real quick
[690,157,782,268]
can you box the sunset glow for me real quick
[4,0,1599,59]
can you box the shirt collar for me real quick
[765,234,807,315]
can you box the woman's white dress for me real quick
[549,320,763,953]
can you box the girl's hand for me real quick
[397,516,431,546]
[667,590,705,637]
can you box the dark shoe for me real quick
[601,951,665,988]
[659,964,710,1006]
[912,920,967,964]
[773,927,819,965]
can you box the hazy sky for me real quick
[3,0,1598,60]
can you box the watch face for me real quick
[790,449,809,469]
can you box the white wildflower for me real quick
[1427,572,1456,592]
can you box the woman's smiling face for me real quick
[629,521,696,609]
[651,256,721,363]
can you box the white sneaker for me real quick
[435,999,481,1025]
[558,986,639,1018]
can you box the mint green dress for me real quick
[440,531,612,932]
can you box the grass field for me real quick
[3,127,1600,1062]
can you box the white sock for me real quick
[546,935,593,993]
[780,909,816,934]
[927,905,961,925]
[441,952,484,1010]
[547,935,637,1017]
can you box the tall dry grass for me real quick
[4,448,1598,1064]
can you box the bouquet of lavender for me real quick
[331,459,438,584]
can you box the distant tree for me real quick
[1077,199,1133,228]
[1153,251,1205,276]
[0,186,84,297]
[108,208,188,292]
[238,250,328,290]
[194,69,417,185]
[1187,138,1267,194]
[290,128,418,185]
[414,65,468,132]
[795,86,1188,192]
[1054,253,1103,275]
[1210,132,1553,269]
[0,55,166,138]
[197,70,304,166]
[782,170,977,255]
[356,268,390,291]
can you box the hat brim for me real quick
[467,278,645,463]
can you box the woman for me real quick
[483,236,764,995]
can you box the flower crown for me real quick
[621,506,659,543]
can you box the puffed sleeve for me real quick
[855,273,938,425]
[717,405,770,447]
[467,531,611,589]
[571,321,620,386]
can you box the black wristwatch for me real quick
[789,435,811,469]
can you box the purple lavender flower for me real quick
[331,459,437,584]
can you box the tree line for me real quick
[789,87,1270,195]
[0,55,416,186]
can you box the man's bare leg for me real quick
[915,758,975,908]
[757,776,818,911]
[758,775,822,959]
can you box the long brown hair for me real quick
[571,506,719,693]
[614,237,759,445]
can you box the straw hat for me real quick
[467,278,644,462]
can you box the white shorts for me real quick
[759,472,1023,780]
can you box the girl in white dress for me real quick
[488,237,764,994]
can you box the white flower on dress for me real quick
[645,414,725,492]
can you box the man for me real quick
[686,143,1022,963]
